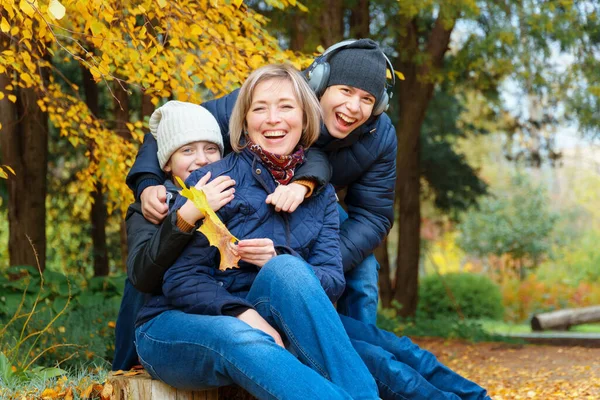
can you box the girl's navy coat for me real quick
[127,90,397,273]
[135,149,344,327]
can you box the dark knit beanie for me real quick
[326,39,387,103]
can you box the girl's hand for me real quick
[195,171,236,212]
[178,172,235,225]
[235,238,277,267]
[265,183,307,213]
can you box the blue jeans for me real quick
[336,205,380,325]
[113,279,145,371]
[341,315,491,400]
[135,255,379,400]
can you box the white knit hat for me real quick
[149,101,224,170]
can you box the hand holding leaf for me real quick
[176,176,240,271]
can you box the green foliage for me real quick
[377,307,514,344]
[417,272,504,320]
[0,266,123,370]
[537,230,600,286]
[420,86,489,217]
[458,173,558,275]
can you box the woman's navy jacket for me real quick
[135,149,344,326]
[127,90,396,273]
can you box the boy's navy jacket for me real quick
[126,90,396,272]
[134,149,344,327]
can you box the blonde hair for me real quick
[229,64,322,153]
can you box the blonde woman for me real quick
[133,64,378,400]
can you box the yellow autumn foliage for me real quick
[0,0,311,212]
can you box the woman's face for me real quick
[245,78,304,156]
[164,140,221,182]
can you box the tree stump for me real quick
[108,370,219,400]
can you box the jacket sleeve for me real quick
[306,186,345,303]
[291,148,332,194]
[126,133,165,200]
[126,203,196,293]
[341,118,397,272]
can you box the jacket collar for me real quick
[316,115,379,151]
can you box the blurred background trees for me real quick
[1,0,599,326]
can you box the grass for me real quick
[479,319,600,335]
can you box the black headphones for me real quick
[305,39,395,116]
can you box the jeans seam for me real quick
[138,328,279,400]
[375,376,410,400]
[270,305,329,379]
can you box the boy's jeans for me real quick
[336,205,380,325]
[340,315,492,400]
[135,255,379,400]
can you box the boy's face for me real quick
[319,85,375,139]
[164,141,221,181]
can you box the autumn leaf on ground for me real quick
[176,176,240,271]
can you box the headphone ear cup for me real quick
[372,89,389,116]
[307,62,330,98]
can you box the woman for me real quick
[133,64,379,400]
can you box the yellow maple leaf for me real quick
[176,176,240,271]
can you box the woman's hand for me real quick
[141,185,169,224]
[197,171,235,212]
[265,183,308,213]
[235,239,276,267]
[236,309,284,347]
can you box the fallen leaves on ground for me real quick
[414,337,600,399]
[5,340,600,399]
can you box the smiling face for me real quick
[319,85,375,139]
[245,78,304,156]
[164,140,221,182]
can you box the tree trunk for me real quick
[0,35,48,272]
[288,10,307,51]
[375,237,392,308]
[392,16,455,317]
[141,91,154,121]
[81,64,109,276]
[349,0,370,38]
[114,80,131,272]
[319,0,344,46]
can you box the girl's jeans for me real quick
[135,255,379,400]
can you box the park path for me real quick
[414,337,600,399]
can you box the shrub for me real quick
[417,272,504,320]
[377,306,515,343]
[500,274,600,322]
[0,266,123,369]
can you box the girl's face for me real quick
[245,78,304,156]
[164,141,221,182]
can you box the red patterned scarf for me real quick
[246,138,305,185]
